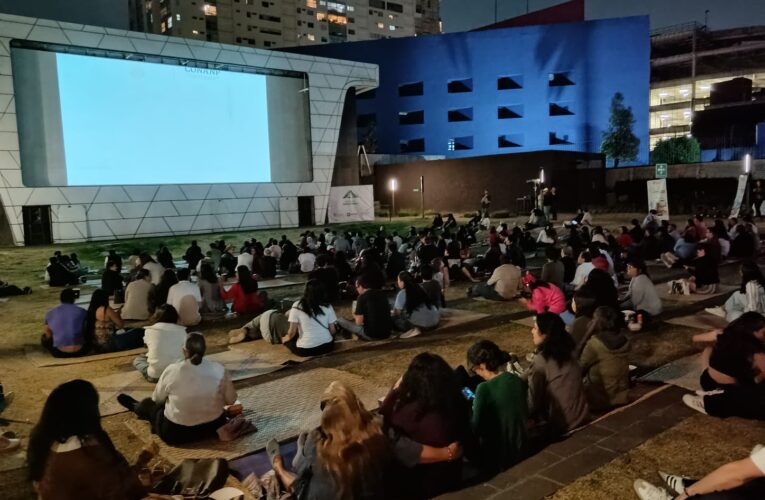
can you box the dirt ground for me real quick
[0,213,761,499]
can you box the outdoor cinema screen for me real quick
[12,46,313,186]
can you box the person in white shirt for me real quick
[282,280,336,357]
[537,224,557,245]
[166,268,202,326]
[132,304,187,382]
[634,445,765,500]
[118,332,237,445]
[298,250,316,273]
[571,251,595,290]
[267,240,283,261]
[139,254,164,285]
[236,247,254,271]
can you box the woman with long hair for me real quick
[569,287,598,348]
[578,306,630,411]
[220,265,264,315]
[29,380,149,499]
[86,289,144,353]
[527,313,589,436]
[380,353,468,498]
[707,260,765,322]
[156,245,175,269]
[197,262,227,316]
[269,381,390,500]
[466,340,528,472]
[518,274,569,322]
[154,269,178,306]
[118,332,237,445]
[282,279,336,357]
[392,271,440,338]
[619,258,662,323]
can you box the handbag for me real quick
[152,458,229,497]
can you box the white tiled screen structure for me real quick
[0,14,378,245]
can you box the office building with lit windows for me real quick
[128,0,441,49]
[286,15,650,165]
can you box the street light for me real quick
[745,153,752,174]
[389,178,397,221]
[539,168,545,185]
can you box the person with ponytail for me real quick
[29,380,149,499]
[392,271,440,338]
[526,313,589,437]
[466,340,528,472]
[117,332,237,445]
[220,265,265,315]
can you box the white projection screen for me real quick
[11,45,313,186]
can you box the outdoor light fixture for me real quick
[539,168,545,184]
[389,178,397,221]
[389,178,397,191]
[745,154,752,174]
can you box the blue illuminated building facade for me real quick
[285,16,650,165]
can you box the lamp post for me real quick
[744,154,752,214]
[539,168,545,185]
[389,178,397,221]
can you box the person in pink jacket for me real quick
[518,273,574,325]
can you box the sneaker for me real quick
[266,438,280,468]
[695,389,724,397]
[633,479,673,500]
[659,471,693,495]
[400,327,422,339]
[228,328,248,344]
[751,444,764,456]
[117,393,138,412]
[682,394,707,415]
[704,306,726,318]
[0,435,20,453]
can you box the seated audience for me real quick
[46,257,79,287]
[100,261,124,297]
[541,246,565,289]
[139,254,164,285]
[166,268,202,326]
[104,250,123,272]
[121,269,155,321]
[309,254,340,303]
[685,242,720,295]
[197,262,227,317]
[393,271,440,338]
[419,264,444,309]
[42,288,88,357]
[570,251,594,290]
[380,353,468,498]
[634,446,765,500]
[526,313,590,437]
[560,246,576,284]
[334,251,353,283]
[220,265,264,316]
[578,306,630,411]
[154,269,178,306]
[87,289,145,353]
[465,340,528,471]
[660,230,697,268]
[619,259,663,323]
[28,380,149,500]
[0,280,31,297]
[118,333,236,445]
[257,248,278,279]
[156,246,175,270]
[579,268,620,312]
[707,260,765,322]
[730,223,757,258]
[183,240,204,270]
[337,274,392,341]
[228,309,290,344]
[132,305,186,383]
[467,255,521,301]
[297,248,316,273]
[569,288,598,348]
[236,246,254,271]
[283,280,336,357]
[519,274,571,323]
[268,381,389,499]
[684,312,765,420]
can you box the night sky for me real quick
[442,0,765,33]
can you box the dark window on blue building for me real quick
[498,105,523,119]
[549,132,573,145]
[498,134,523,148]
[447,78,472,93]
[398,82,423,97]
[399,110,424,125]
[387,2,404,13]
[357,113,376,127]
[549,103,574,116]
[400,138,425,153]
[549,72,574,87]
[448,136,473,150]
[448,107,473,122]
[497,76,522,90]
[357,89,376,100]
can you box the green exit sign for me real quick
[655,163,668,179]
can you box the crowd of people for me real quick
[19,201,765,499]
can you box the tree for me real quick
[650,136,701,165]
[601,92,640,167]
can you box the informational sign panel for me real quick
[655,163,668,179]
[328,185,374,223]
[646,179,670,220]
[730,174,749,218]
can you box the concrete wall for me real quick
[0,13,378,245]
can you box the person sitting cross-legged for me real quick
[392,271,440,339]
[132,304,187,383]
[467,254,521,301]
[42,288,88,358]
[86,289,145,353]
[282,279,336,357]
[336,273,392,341]
[121,269,155,321]
[118,332,237,445]
[166,268,202,327]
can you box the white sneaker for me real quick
[0,436,20,453]
[751,444,764,456]
[682,394,707,415]
[704,306,726,318]
[695,389,724,397]
[399,327,422,339]
[659,471,692,495]
[634,479,673,500]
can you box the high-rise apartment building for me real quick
[129,0,440,49]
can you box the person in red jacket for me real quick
[518,273,573,324]
[220,265,264,315]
